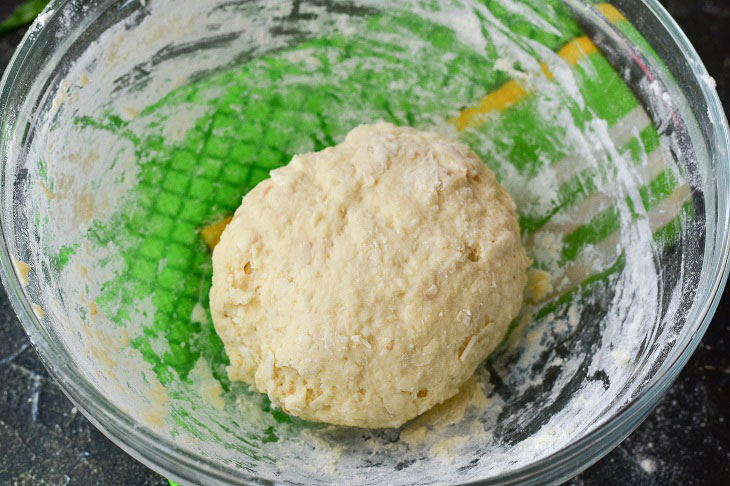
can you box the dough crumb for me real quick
[31,303,46,319]
[639,457,657,474]
[526,268,553,303]
[532,231,563,272]
[430,436,469,462]
[400,425,427,446]
[78,72,89,87]
[87,300,98,317]
[190,302,208,324]
[39,180,56,200]
[612,349,631,367]
[13,259,31,287]
[122,106,140,119]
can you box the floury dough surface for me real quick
[210,123,529,428]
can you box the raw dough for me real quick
[210,122,529,428]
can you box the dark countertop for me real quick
[0,1,728,485]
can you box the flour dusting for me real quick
[2,0,703,484]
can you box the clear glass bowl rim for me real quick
[0,0,728,484]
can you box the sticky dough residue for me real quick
[400,371,492,463]
[189,358,225,411]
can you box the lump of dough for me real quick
[210,122,529,428]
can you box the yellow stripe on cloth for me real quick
[596,3,627,23]
[453,3,627,131]
[556,36,598,66]
[452,36,598,131]
[201,215,233,251]
[453,80,529,131]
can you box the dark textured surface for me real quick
[0,1,728,485]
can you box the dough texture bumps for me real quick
[210,123,529,428]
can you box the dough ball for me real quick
[210,122,529,428]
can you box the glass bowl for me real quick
[0,0,727,484]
